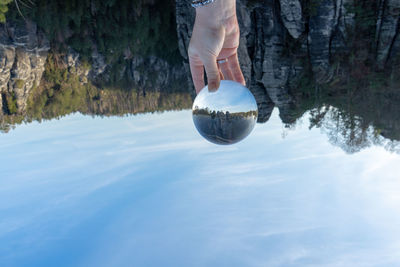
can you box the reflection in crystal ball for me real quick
[192,80,258,145]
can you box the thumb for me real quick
[203,56,221,92]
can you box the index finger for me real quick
[189,54,205,94]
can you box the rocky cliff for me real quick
[63,47,187,94]
[0,21,188,118]
[176,0,400,122]
[1,0,399,137]
[2,0,399,121]
[0,21,49,114]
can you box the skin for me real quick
[188,0,245,94]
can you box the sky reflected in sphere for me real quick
[192,80,258,145]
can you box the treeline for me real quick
[0,0,190,132]
[193,108,257,118]
[283,70,400,153]
[1,58,192,133]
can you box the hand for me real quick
[188,0,245,94]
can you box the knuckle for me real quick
[188,45,199,58]
[206,70,220,77]
[188,46,195,55]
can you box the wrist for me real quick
[195,0,236,28]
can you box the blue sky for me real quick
[1,109,400,266]
[195,81,257,113]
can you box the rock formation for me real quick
[175,0,400,123]
[278,0,304,39]
[0,20,49,114]
[1,0,399,127]
[64,45,187,94]
[376,0,400,69]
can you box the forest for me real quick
[2,0,180,62]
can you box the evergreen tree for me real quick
[0,0,12,23]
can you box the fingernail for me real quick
[208,82,217,92]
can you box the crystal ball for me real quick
[192,80,258,145]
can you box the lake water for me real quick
[1,108,400,266]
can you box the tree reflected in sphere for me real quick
[192,80,258,145]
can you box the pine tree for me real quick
[0,0,12,23]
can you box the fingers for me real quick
[218,66,225,80]
[203,55,221,92]
[189,54,205,94]
[219,62,234,81]
[228,53,246,86]
[217,47,237,60]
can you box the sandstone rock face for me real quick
[66,48,90,84]
[0,21,50,113]
[278,0,304,39]
[89,47,107,79]
[0,46,15,94]
[128,55,187,92]
[0,19,188,116]
[175,0,400,122]
[1,0,399,121]
[175,0,196,95]
[236,0,253,86]
[308,0,339,83]
[60,47,187,96]
[376,0,400,69]
[64,47,108,85]
[175,0,298,122]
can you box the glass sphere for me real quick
[192,80,258,145]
